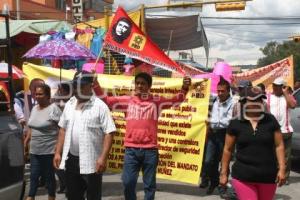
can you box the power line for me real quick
[205,22,300,26]
[206,30,287,42]
[205,27,296,35]
[201,16,300,20]
[147,14,300,20]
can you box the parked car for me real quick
[291,88,300,159]
[0,112,25,200]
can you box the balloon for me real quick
[193,62,233,94]
[213,62,232,83]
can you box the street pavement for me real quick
[24,161,300,200]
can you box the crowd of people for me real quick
[6,71,299,200]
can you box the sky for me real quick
[113,0,300,66]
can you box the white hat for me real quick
[273,77,286,86]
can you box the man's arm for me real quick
[53,128,66,169]
[93,78,130,111]
[158,76,191,110]
[96,132,114,173]
[283,87,297,108]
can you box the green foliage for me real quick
[257,40,300,80]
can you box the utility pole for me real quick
[140,4,146,34]
[16,0,20,19]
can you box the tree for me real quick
[257,40,300,80]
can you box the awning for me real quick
[0,20,72,39]
[145,15,208,52]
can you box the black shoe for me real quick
[38,181,45,188]
[218,186,227,198]
[221,186,238,200]
[206,184,218,195]
[57,187,66,194]
[199,180,209,188]
[285,180,289,185]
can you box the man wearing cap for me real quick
[232,80,252,119]
[53,71,116,200]
[267,77,297,185]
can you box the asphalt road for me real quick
[24,160,300,200]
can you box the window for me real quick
[55,0,66,11]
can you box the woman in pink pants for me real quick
[220,87,286,200]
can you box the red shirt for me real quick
[94,86,187,148]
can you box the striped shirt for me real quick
[58,95,116,174]
[268,94,293,134]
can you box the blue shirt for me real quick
[210,96,233,129]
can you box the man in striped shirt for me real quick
[268,77,297,185]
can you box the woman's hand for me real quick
[276,169,286,187]
[219,173,228,187]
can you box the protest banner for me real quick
[23,62,210,185]
[233,56,294,91]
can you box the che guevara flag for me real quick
[103,7,185,75]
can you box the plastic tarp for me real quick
[0,20,72,39]
[146,15,208,52]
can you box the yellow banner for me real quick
[23,62,210,185]
[76,10,141,30]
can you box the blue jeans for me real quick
[201,130,226,186]
[28,154,56,197]
[122,147,158,200]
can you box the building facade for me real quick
[0,0,113,21]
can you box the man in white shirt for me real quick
[268,77,297,184]
[54,71,116,200]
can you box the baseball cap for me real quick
[238,80,252,88]
[273,77,286,86]
[239,87,266,102]
[72,71,94,86]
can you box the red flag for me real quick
[103,7,185,75]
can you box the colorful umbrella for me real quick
[0,63,25,79]
[23,39,96,60]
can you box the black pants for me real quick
[65,153,102,200]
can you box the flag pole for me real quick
[92,47,104,71]
[92,6,110,74]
